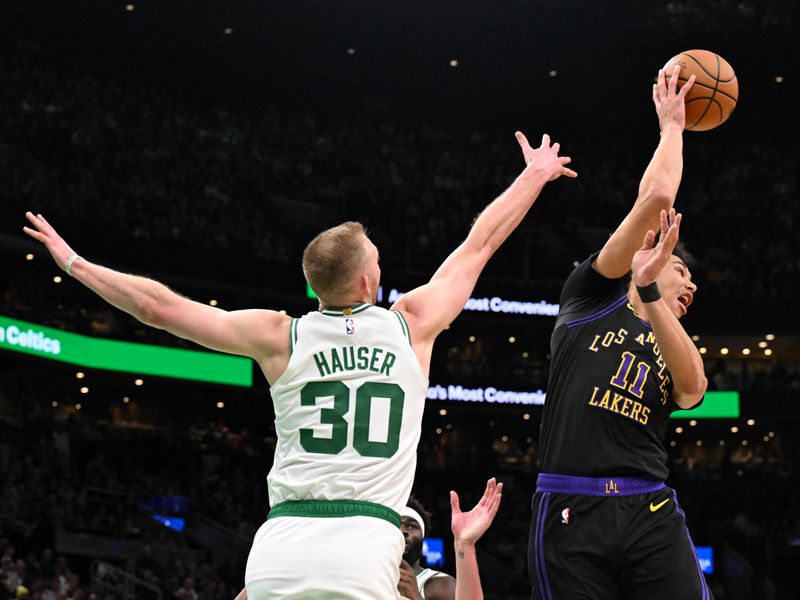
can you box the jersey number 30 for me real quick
[299,381,404,458]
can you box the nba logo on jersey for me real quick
[345,318,355,335]
[561,507,571,524]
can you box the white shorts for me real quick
[245,515,405,599]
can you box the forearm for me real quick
[454,541,482,600]
[637,124,684,205]
[427,167,548,287]
[646,300,707,406]
[466,168,549,256]
[68,258,174,327]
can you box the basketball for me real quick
[663,49,738,132]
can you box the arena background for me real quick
[1,1,799,598]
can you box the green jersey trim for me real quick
[289,318,298,354]
[392,311,412,345]
[320,303,372,316]
[267,499,400,528]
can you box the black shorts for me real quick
[528,474,713,600]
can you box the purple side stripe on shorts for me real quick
[566,295,628,329]
[672,490,710,600]
[533,496,546,600]
[538,493,553,600]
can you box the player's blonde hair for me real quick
[302,222,369,303]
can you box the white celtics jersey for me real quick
[267,303,428,513]
[417,568,450,597]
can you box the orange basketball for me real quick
[663,49,738,132]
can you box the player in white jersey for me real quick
[23,131,575,599]
[399,497,455,599]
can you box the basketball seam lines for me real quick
[686,96,724,119]
[683,52,719,80]
[676,79,737,102]
[685,52,720,128]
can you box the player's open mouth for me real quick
[677,292,693,311]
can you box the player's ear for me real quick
[360,273,372,297]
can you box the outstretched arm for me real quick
[594,66,696,278]
[631,210,707,409]
[23,212,288,367]
[393,132,576,368]
[450,478,503,600]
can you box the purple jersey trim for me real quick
[565,295,628,329]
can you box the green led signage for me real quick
[427,383,740,418]
[0,315,252,387]
[671,391,740,419]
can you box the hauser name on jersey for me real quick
[313,345,398,377]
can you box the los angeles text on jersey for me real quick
[313,346,397,377]
[585,326,671,426]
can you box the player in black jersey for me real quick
[528,65,714,599]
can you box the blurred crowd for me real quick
[1,42,798,308]
[0,548,86,600]
[0,405,268,600]
[1,13,799,597]
[2,379,798,598]
[653,0,796,33]
[2,68,798,397]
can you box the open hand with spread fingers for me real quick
[450,477,503,546]
[631,208,682,287]
[515,131,578,182]
[22,212,79,273]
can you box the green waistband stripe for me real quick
[267,499,401,528]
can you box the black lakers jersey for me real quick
[539,253,686,481]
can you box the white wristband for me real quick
[65,254,82,276]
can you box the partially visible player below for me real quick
[25,131,574,600]
[399,478,503,600]
[529,65,715,600]
[399,498,455,599]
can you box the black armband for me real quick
[636,282,661,303]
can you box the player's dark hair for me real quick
[620,239,695,288]
[667,239,695,268]
[406,495,432,534]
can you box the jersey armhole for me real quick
[392,310,412,346]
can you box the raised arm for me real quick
[23,213,290,378]
[593,65,696,278]
[393,133,576,370]
[449,478,503,600]
[631,210,707,409]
